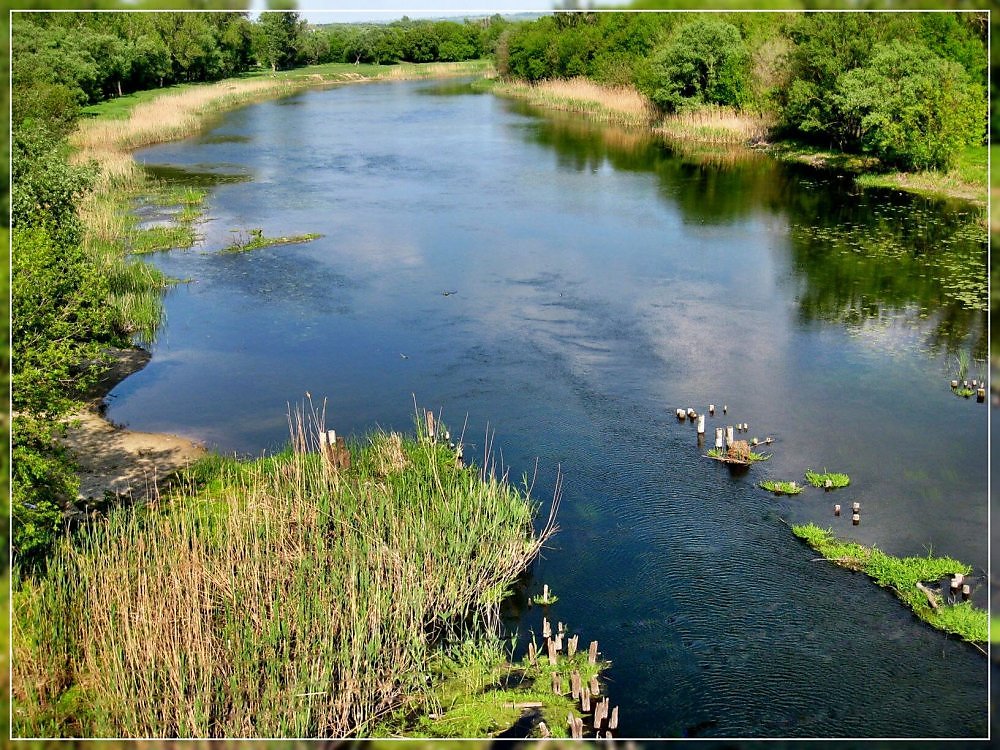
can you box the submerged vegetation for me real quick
[13,422,563,737]
[791,524,986,645]
[222,228,323,254]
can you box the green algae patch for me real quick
[221,228,323,254]
[791,523,986,645]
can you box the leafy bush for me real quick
[834,41,985,170]
[636,19,751,112]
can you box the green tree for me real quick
[255,11,301,72]
[834,41,985,170]
[637,19,751,112]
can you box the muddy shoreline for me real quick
[62,347,206,506]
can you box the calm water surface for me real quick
[112,79,989,738]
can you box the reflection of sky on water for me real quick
[112,78,987,738]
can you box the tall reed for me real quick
[14,413,559,738]
[493,77,656,127]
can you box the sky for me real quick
[248,1,627,24]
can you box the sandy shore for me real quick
[61,348,206,505]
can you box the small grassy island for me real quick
[792,523,987,645]
[759,480,803,496]
[804,469,851,489]
[13,422,606,737]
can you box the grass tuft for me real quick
[759,479,802,495]
[804,469,850,489]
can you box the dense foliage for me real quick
[499,11,986,170]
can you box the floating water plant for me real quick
[532,584,559,606]
[791,523,987,645]
[804,469,850,489]
[759,480,802,496]
[707,444,771,466]
[221,227,322,253]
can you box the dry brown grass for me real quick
[654,106,774,145]
[494,77,656,127]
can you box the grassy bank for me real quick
[791,523,987,646]
[13,417,569,737]
[770,142,987,206]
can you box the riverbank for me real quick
[13,418,579,737]
[486,76,985,205]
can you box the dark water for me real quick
[112,79,988,738]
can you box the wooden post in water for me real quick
[527,641,537,666]
[554,633,563,652]
[723,404,728,414]
[588,640,598,665]
[709,404,715,415]
[852,513,860,526]
[542,617,551,639]
[543,584,549,602]
[834,504,841,516]
[725,426,735,448]
[676,408,686,420]
[609,706,619,730]
[950,573,964,591]
[551,671,562,694]
[581,686,591,712]
[571,670,581,700]
[589,675,600,697]
[425,410,436,443]
[715,428,724,450]
[567,634,579,657]
[547,638,558,666]
[962,584,971,600]
[852,502,861,514]
[978,388,986,402]
[697,414,706,435]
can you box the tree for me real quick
[637,19,750,112]
[255,11,302,72]
[834,41,985,170]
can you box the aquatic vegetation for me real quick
[955,349,971,381]
[13,418,560,737]
[759,479,802,495]
[221,228,323,254]
[804,469,850,489]
[791,523,987,645]
[706,447,771,464]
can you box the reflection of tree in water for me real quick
[785,189,987,360]
[513,102,987,359]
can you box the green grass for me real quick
[804,469,850,489]
[220,229,323,254]
[128,224,196,254]
[791,523,986,644]
[759,479,802,495]
[707,447,771,463]
[853,145,987,205]
[12,417,561,738]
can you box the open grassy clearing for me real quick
[13,416,564,738]
[792,523,986,645]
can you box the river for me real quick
[109,78,988,738]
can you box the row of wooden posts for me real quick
[423,410,464,467]
[528,618,620,739]
[950,378,987,402]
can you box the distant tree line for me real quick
[497,11,987,171]
[12,11,507,129]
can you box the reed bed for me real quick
[493,77,656,128]
[13,414,559,738]
[654,106,773,145]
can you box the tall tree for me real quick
[255,11,301,72]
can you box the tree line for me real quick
[12,11,506,128]
[497,11,987,171]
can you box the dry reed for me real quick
[494,77,656,127]
[654,105,773,145]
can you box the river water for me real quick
[110,78,988,738]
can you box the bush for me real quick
[636,19,751,112]
[834,41,985,170]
